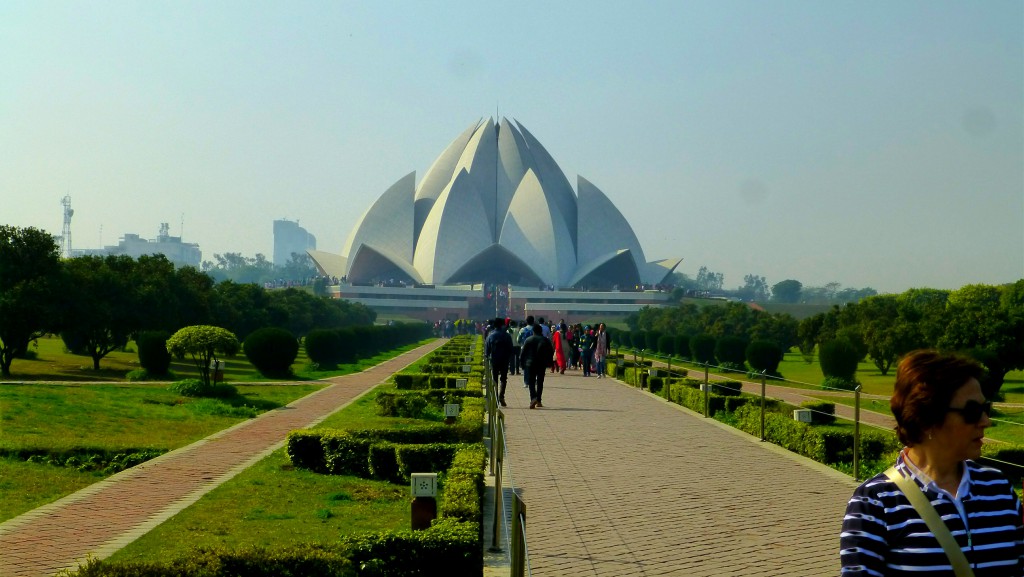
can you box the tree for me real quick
[856,295,924,375]
[939,283,1024,391]
[695,266,724,292]
[167,325,240,387]
[771,280,802,303]
[61,255,139,370]
[0,226,62,376]
[736,274,770,302]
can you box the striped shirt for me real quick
[840,453,1024,576]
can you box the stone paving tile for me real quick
[0,340,445,577]
[497,369,859,577]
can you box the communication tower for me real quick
[60,195,74,258]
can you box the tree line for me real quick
[623,280,1024,395]
[671,268,877,304]
[0,226,376,376]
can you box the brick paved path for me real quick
[0,339,445,577]
[495,369,860,577]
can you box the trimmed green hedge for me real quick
[66,519,482,577]
[287,399,484,476]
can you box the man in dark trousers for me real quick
[484,317,514,407]
[519,323,554,409]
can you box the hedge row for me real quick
[393,373,482,390]
[67,520,482,577]
[731,403,902,466]
[287,403,484,475]
[305,323,432,367]
[375,390,483,418]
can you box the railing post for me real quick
[489,412,504,552]
[854,385,862,481]
[703,363,710,417]
[511,493,527,577]
[760,371,767,441]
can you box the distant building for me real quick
[72,223,201,268]
[274,219,317,267]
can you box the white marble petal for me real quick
[342,171,416,267]
[413,168,494,284]
[499,169,576,287]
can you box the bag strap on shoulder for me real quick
[884,467,975,577]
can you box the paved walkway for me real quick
[0,339,446,577]
[489,369,860,576]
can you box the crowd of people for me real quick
[480,315,610,410]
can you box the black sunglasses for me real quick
[947,400,993,424]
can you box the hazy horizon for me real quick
[3,1,1021,294]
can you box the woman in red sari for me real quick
[553,326,568,374]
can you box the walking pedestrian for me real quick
[520,323,554,409]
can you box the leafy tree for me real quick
[167,325,239,387]
[771,279,802,303]
[695,266,724,292]
[896,287,950,346]
[209,281,272,340]
[749,313,799,353]
[736,274,770,302]
[61,255,139,370]
[797,314,824,361]
[856,295,924,375]
[939,283,1024,391]
[0,226,63,376]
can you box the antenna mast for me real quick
[60,195,74,258]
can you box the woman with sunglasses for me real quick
[840,350,1023,576]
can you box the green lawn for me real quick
[0,339,433,523]
[106,365,447,562]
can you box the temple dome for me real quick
[340,118,680,288]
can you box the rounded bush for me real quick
[137,330,172,375]
[169,378,209,397]
[690,334,717,365]
[305,328,342,365]
[674,335,690,358]
[630,330,647,350]
[715,336,749,368]
[656,334,675,356]
[645,330,662,352]
[746,340,783,376]
[244,327,299,376]
[819,338,861,382]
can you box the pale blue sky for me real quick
[2,1,1021,293]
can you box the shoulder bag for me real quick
[884,467,975,577]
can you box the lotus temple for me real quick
[308,118,681,321]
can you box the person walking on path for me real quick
[517,315,535,387]
[593,322,608,378]
[553,325,568,374]
[484,317,514,407]
[509,321,522,376]
[579,325,595,376]
[520,323,554,409]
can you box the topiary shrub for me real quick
[715,336,748,370]
[137,330,172,375]
[690,334,716,365]
[645,330,662,352]
[244,327,299,376]
[305,328,342,366]
[674,335,690,359]
[656,334,675,356]
[746,340,783,378]
[819,338,861,386]
[630,330,647,350]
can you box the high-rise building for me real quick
[273,219,317,267]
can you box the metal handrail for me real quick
[484,356,531,576]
